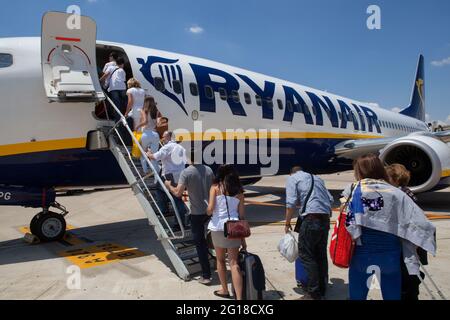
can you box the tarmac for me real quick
[0,171,449,300]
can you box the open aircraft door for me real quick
[41,11,105,103]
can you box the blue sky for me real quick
[1,0,449,122]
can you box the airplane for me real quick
[0,11,449,243]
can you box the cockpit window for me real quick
[0,53,13,68]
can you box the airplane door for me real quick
[41,12,105,103]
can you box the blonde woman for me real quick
[135,96,162,178]
[125,78,146,130]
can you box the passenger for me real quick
[343,154,436,300]
[386,164,418,203]
[125,78,146,131]
[207,165,246,300]
[147,131,188,229]
[135,96,162,178]
[285,166,333,300]
[100,57,127,119]
[101,51,118,89]
[386,163,428,300]
[165,149,215,285]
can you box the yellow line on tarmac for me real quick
[18,225,146,268]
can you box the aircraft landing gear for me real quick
[30,202,68,242]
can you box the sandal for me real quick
[213,290,231,299]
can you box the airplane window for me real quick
[231,90,240,103]
[205,86,214,99]
[172,80,183,94]
[189,83,199,96]
[277,99,284,110]
[219,88,227,101]
[154,77,165,92]
[287,101,293,112]
[244,93,252,104]
[266,98,274,109]
[255,95,262,106]
[0,53,13,68]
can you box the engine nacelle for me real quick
[380,133,450,193]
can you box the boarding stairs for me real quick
[102,96,214,281]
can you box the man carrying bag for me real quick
[285,166,334,300]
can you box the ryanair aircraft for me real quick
[0,12,449,242]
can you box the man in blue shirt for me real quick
[285,166,334,300]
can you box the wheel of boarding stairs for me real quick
[31,212,67,242]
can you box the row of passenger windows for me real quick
[379,120,419,132]
[153,76,423,132]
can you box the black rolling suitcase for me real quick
[233,250,265,300]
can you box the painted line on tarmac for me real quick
[18,225,146,269]
[59,243,146,269]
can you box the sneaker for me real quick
[197,277,212,285]
[296,293,322,300]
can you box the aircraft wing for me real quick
[334,130,450,160]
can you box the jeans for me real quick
[298,215,330,299]
[349,227,402,300]
[191,214,212,279]
[109,90,127,121]
[154,187,187,228]
[140,129,160,175]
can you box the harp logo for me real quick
[137,56,188,116]
[416,78,425,107]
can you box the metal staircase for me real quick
[103,96,214,281]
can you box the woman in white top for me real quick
[135,96,162,178]
[125,78,146,130]
[207,166,246,300]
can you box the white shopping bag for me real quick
[277,231,298,263]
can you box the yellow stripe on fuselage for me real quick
[0,132,382,157]
[176,131,382,142]
[0,138,87,157]
[442,169,450,178]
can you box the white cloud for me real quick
[447,115,450,125]
[391,107,402,113]
[189,26,204,34]
[366,102,380,108]
[431,56,450,67]
[426,114,431,122]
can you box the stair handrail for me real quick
[110,128,182,239]
[104,94,186,240]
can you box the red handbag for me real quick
[224,219,251,240]
[222,186,251,240]
[329,185,355,268]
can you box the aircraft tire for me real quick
[29,214,39,236]
[31,212,66,242]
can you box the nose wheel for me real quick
[29,202,68,242]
